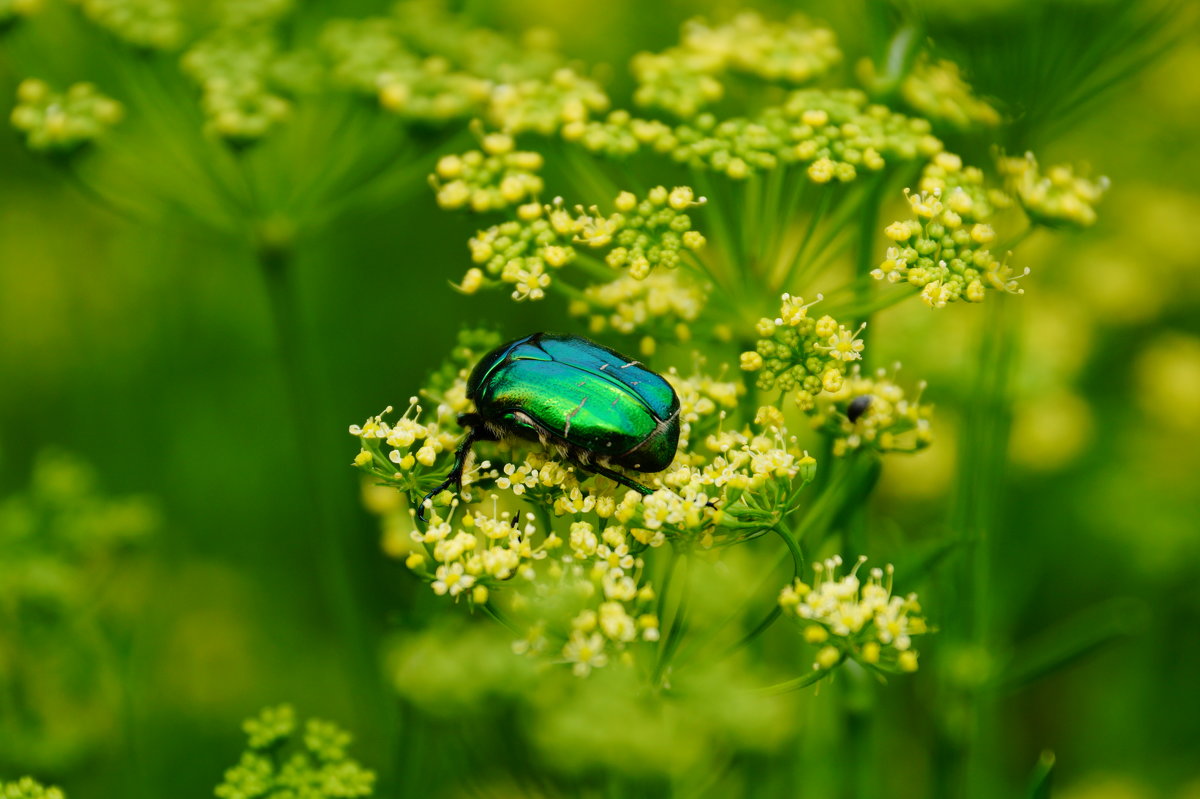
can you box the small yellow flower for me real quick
[815,645,841,669]
[740,351,764,371]
[416,446,438,467]
[807,157,836,183]
[804,625,828,644]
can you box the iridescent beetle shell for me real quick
[468,333,681,471]
[418,333,681,520]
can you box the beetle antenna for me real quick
[417,430,477,522]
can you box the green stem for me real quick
[704,454,870,662]
[480,601,522,636]
[772,520,806,576]
[755,660,841,695]
[257,243,389,743]
[559,143,623,202]
[773,185,832,291]
[854,176,887,347]
[691,169,739,291]
[654,551,690,686]
[937,296,1019,798]
[758,165,787,271]
[825,281,919,319]
[741,172,761,276]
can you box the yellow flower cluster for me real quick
[632,12,842,117]
[0,777,66,799]
[653,89,942,182]
[779,556,928,673]
[562,110,651,158]
[918,151,1011,222]
[407,505,557,604]
[898,56,1001,130]
[320,12,580,126]
[351,338,833,677]
[570,269,708,337]
[811,365,933,455]
[358,405,664,677]
[69,0,183,51]
[533,520,662,676]
[665,369,742,454]
[351,397,474,516]
[1000,151,1109,229]
[741,293,867,410]
[430,132,544,212]
[486,67,611,135]
[873,162,1027,307]
[461,186,707,301]
[181,26,291,143]
[216,705,375,799]
[10,79,123,153]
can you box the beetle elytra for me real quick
[418,333,681,520]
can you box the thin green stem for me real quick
[936,296,1019,799]
[773,185,832,291]
[654,550,690,686]
[257,243,386,732]
[854,176,887,349]
[741,173,761,275]
[700,454,871,663]
[772,520,806,577]
[756,165,786,277]
[480,601,522,636]
[754,659,841,695]
[691,169,739,291]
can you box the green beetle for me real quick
[418,332,681,520]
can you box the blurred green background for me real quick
[2,1,1199,797]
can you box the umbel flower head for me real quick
[351,333,824,678]
[9,79,123,154]
[811,365,933,455]
[741,293,867,410]
[859,54,1001,132]
[180,24,293,143]
[459,185,707,301]
[779,556,928,674]
[0,778,65,799]
[430,130,545,212]
[873,153,1025,308]
[999,151,1109,229]
[344,7,1119,704]
[215,705,375,799]
[70,0,184,51]
[631,12,842,117]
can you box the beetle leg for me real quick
[417,430,477,522]
[579,462,656,496]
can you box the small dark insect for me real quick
[417,332,681,521]
[847,395,872,424]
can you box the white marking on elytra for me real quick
[599,363,610,371]
[563,396,588,437]
[619,361,639,369]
